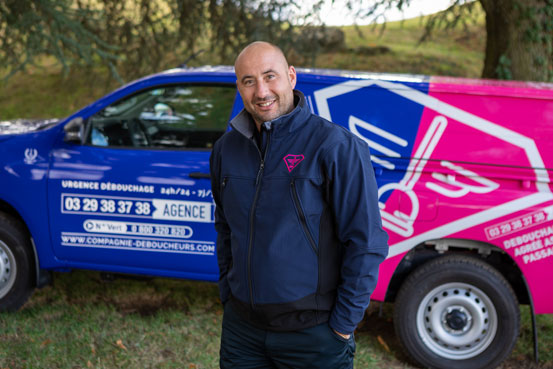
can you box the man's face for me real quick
[235,45,297,127]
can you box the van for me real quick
[1,66,552,368]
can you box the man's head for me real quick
[234,41,297,128]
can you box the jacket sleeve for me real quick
[323,134,389,335]
[210,143,232,304]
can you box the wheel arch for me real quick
[385,238,529,306]
[0,198,48,288]
[0,199,29,233]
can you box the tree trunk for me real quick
[480,0,552,82]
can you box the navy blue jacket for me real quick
[210,91,389,334]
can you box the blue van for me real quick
[2,66,553,369]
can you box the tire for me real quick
[0,214,35,312]
[394,254,519,369]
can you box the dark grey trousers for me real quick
[220,303,356,369]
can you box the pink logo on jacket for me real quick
[283,154,304,172]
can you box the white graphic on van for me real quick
[24,148,38,164]
[348,116,408,170]
[60,232,214,255]
[61,193,214,223]
[82,219,194,239]
[485,206,553,241]
[152,199,212,223]
[377,115,447,237]
[313,79,553,258]
[426,161,499,198]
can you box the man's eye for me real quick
[266,74,275,80]
[243,80,254,86]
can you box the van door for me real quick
[47,84,236,280]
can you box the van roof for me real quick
[155,65,553,100]
[430,75,553,99]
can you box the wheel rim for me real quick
[416,282,498,360]
[0,240,17,299]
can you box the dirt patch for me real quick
[100,293,182,317]
[46,271,190,316]
[498,358,547,369]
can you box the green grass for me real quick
[311,11,485,78]
[0,64,119,121]
[1,271,551,368]
[0,271,223,369]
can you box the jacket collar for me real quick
[230,90,312,139]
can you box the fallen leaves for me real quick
[377,335,391,353]
[115,339,127,351]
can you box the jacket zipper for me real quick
[220,177,228,202]
[247,130,271,310]
[290,179,318,255]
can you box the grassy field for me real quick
[0,271,552,368]
[1,8,553,369]
[0,63,118,121]
[0,9,486,121]
[315,12,485,78]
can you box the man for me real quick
[210,41,389,368]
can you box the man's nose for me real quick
[255,80,270,98]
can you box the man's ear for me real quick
[288,66,297,89]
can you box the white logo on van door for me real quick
[24,148,38,164]
[313,79,551,257]
[376,115,449,237]
[349,116,408,170]
[426,161,499,198]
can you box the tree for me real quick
[0,0,315,82]
[1,0,551,82]
[479,0,552,81]
[0,0,121,80]
[353,0,553,81]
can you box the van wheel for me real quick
[0,214,34,312]
[394,254,519,369]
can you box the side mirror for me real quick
[64,117,85,144]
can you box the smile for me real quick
[256,99,276,109]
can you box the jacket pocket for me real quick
[290,179,318,256]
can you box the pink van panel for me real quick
[373,77,553,313]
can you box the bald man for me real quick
[210,41,389,368]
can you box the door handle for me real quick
[189,172,211,179]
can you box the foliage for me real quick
[496,54,513,80]
[515,0,553,81]
[0,13,485,120]
[0,0,120,81]
[345,0,553,81]
[2,0,552,83]
[417,0,481,43]
[0,0,329,82]
[341,0,484,57]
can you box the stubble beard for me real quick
[249,94,294,125]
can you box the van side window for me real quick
[87,85,236,149]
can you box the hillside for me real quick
[320,13,485,77]
[0,9,485,120]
